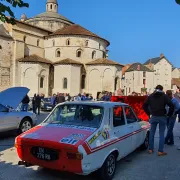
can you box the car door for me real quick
[0,104,10,132]
[112,106,133,158]
[0,104,18,132]
[124,106,142,150]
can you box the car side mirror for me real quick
[138,118,142,122]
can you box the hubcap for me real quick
[21,121,32,132]
[107,155,116,176]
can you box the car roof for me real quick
[58,101,128,107]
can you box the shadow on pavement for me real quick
[0,133,16,152]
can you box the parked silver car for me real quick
[0,87,37,134]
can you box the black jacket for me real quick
[56,95,65,104]
[22,95,30,104]
[143,90,174,117]
[35,95,42,106]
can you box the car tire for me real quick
[140,132,149,150]
[98,153,117,180]
[18,118,32,135]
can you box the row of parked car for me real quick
[27,97,53,111]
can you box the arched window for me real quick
[54,5,56,9]
[76,49,82,58]
[37,39,40,47]
[50,4,52,9]
[0,45,2,50]
[81,75,86,89]
[85,40,88,47]
[56,49,61,57]
[92,51,96,59]
[99,43,101,49]
[66,39,70,46]
[63,78,68,89]
[23,36,26,43]
[40,77,44,88]
[52,40,55,46]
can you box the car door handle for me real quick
[128,126,133,128]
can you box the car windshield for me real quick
[44,104,104,128]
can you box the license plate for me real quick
[31,147,58,161]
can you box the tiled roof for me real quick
[122,64,132,75]
[50,24,110,46]
[53,58,83,65]
[144,54,172,66]
[86,58,124,67]
[126,63,153,72]
[172,78,180,88]
[17,55,52,64]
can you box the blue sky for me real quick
[9,0,180,67]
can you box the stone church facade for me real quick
[0,0,123,97]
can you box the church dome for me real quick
[24,0,73,32]
[33,11,72,23]
[47,0,58,4]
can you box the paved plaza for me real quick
[0,113,180,180]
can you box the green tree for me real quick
[0,0,29,24]
[176,0,180,5]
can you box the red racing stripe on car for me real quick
[84,126,150,154]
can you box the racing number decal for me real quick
[60,138,78,145]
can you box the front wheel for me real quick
[98,153,117,180]
[140,132,149,150]
[18,118,32,134]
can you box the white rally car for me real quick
[15,101,150,180]
[0,87,37,134]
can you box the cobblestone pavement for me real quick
[0,113,180,180]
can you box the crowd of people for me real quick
[143,86,180,155]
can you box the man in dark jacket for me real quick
[21,95,30,111]
[143,85,174,156]
[56,93,65,104]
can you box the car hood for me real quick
[0,87,29,109]
[19,123,97,147]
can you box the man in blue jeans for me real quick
[143,85,174,156]
[165,90,180,145]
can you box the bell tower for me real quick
[46,0,58,13]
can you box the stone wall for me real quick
[0,36,13,92]
[26,20,71,32]
[44,36,107,64]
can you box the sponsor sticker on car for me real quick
[88,131,101,144]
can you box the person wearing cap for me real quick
[143,85,174,156]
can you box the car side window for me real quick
[124,106,137,124]
[113,106,125,127]
[0,104,8,112]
